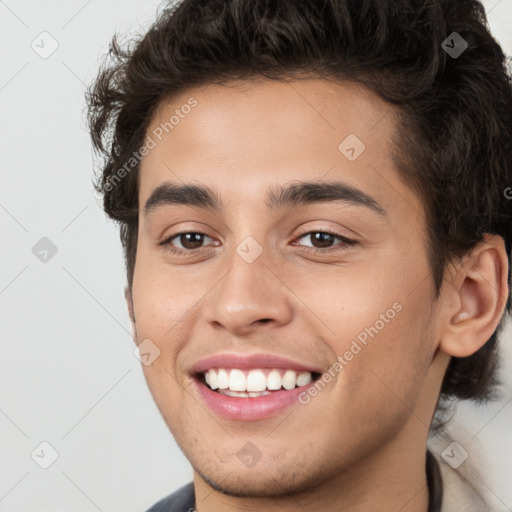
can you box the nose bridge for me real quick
[206,240,292,333]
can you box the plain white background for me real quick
[0,1,511,511]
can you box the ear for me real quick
[438,234,509,358]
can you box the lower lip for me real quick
[193,379,312,421]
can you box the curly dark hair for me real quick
[87,0,512,411]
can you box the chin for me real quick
[192,458,331,499]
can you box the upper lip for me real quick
[189,352,323,375]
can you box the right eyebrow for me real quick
[144,183,222,214]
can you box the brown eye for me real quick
[308,232,336,248]
[176,233,206,249]
[161,231,217,253]
[293,231,357,252]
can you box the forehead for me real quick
[139,78,420,223]
[144,78,395,163]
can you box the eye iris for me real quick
[180,233,204,249]
[311,232,334,248]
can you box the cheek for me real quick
[131,251,206,342]
[310,257,435,406]
[130,254,195,403]
[335,288,434,425]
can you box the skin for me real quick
[127,78,509,512]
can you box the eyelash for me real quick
[159,230,357,256]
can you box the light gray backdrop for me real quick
[1,1,511,511]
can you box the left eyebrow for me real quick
[266,181,387,216]
[143,180,387,217]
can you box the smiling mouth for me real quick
[197,368,322,398]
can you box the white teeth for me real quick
[267,369,282,390]
[203,368,314,394]
[208,370,218,390]
[296,371,312,387]
[282,370,297,390]
[229,369,246,391]
[246,370,267,392]
[217,368,229,389]
[220,390,249,398]
[248,391,270,397]
[218,389,271,398]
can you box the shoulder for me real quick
[145,482,195,512]
[437,461,489,512]
[428,433,491,512]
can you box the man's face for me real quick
[132,79,440,496]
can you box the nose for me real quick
[205,249,293,336]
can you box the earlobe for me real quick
[439,234,509,358]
